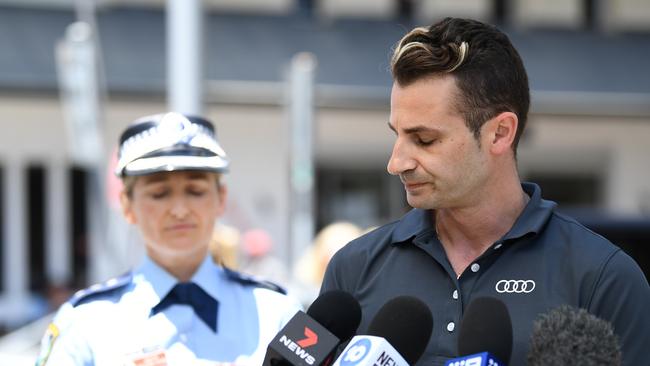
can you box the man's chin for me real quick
[406,196,425,209]
[406,194,438,210]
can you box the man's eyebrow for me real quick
[387,121,438,134]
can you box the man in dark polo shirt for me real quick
[320,18,649,366]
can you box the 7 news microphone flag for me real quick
[263,290,361,366]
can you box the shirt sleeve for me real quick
[586,249,650,366]
[35,302,92,366]
[320,244,358,295]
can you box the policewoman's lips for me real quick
[165,223,197,232]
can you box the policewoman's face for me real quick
[122,170,226,264]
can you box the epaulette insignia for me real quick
[223,267,287,295]
[35,323,59,366]
[69,272,133,307]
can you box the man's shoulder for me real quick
[539,211,642,278]
[545,211,620,252]
[335,218,403,257]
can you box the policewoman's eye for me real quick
[150,190,170,199]
[187,189,206,197]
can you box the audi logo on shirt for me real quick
[495,280,536,293]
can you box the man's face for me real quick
[387,76,490,210]
[122,170,225,264]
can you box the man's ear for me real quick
[120,192,137,225]
[485,111,518,156]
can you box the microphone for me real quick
[333,295,433,366]
[263,290,362,366]
[527,305,621,366]
[445,297,512,366]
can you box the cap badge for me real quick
[158,112,199,145]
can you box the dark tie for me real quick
[151,282,219,332]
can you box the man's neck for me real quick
[434,179,529,277]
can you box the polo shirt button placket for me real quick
[446,322,455,332]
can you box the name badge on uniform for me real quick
[125,346,168,366]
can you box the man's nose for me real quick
[387,138,416,176]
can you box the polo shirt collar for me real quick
[502,182,556,240]
[391,208,434,243]
[390,182,556,244]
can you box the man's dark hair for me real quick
[527,305,622,366]
[391,18,530,154]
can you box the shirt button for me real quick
[471,263,480,272]
[447,322,455,332]
[452,290,458,300]
[494,243,503,250]
[180,334,188,343]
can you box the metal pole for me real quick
[167,0,203,115]
[46,161,70,286]
[1,161,29,327]
[288,52,317,269]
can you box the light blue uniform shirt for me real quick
[36,255,302,366]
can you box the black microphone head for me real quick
[308,290,361,341]
[527,305,621,366]
[367,295,433,365]
[458,297,512,364]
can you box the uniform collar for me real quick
[189,255,223,301]
[390,182,556,244]
[135,254,223,305]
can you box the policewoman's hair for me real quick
[391,17,530,154]
[115,112,229,178]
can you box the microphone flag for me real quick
[265,311,340,366]
[444,352,504,366]
[333,335,408,366]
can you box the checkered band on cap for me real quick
[115,112,229,177]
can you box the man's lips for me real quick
[403,181,427,190]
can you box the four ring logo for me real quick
[495,280,536,293]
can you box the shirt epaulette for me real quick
[69,272,133,307]
[223,267,287,295]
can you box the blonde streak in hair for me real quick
[392,41,431,66]
[394,27,430,56]
[447,41,469,73]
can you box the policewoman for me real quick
[36,112,301,366]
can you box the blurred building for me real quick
[0,0,649,331]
